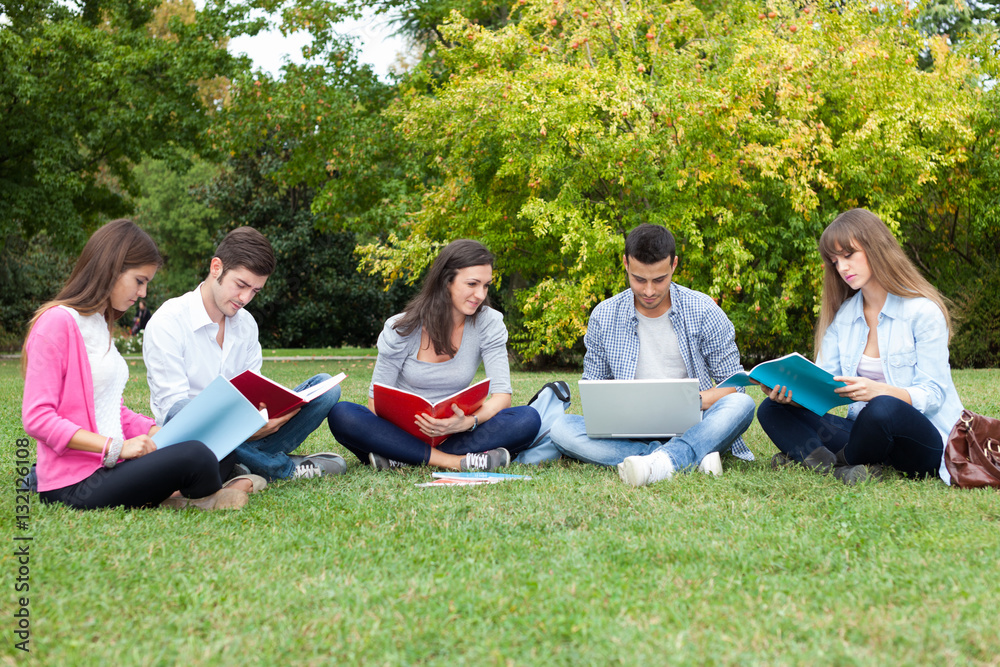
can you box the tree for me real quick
[0,0,256,249]
[351,0,999,362]
[131,156,223,302]
[198,140,416,348]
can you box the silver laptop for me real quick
[579,379,702,438]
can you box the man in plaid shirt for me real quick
[551,224,756,487]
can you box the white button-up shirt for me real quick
[142,284,263,424]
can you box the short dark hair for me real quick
[624,224,676,265]
[214,227,276,278]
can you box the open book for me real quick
[230,370,346,419]
[718,352,852,416]
[415,472,532,487]
[373,378,491,446]
[152,375,267,460]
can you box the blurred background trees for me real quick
[3,0,998,366]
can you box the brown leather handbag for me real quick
[944,410,1000,489]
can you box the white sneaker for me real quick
[618,451,675,487]
[697,451,723,476]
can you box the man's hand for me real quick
[248,406,300,441]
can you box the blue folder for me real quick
[718,352,852,416]
[152,375,267,460]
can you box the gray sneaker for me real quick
[292,460,324,480]
[460,448,510,472]
[369,452,410,470]
[226,463,252,481]
[302,452,347,476]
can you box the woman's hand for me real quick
[120,435,157,459]
[834,376,886,402]
[415,405,473,438]
[763,384,795,405]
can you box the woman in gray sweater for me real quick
[328,240,540,471]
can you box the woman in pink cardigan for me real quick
[22,219,251,510]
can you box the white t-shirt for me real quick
[634,309,689,380]
[60,306,127,440]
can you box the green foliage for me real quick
[131,156,224,302]
[950,270,1000,368]
[352,0,999,363]
[917,0,1000,40]
[0,0,255,249]
[113,330,145,355]
[348,0,514,44]
[0,234,75,351]
[199,145,416,348]
[213,47,425,240]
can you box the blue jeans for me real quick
[328,401,541,465]
[550,392,756,470]
[165,374,342,480]
[757,395,943,477]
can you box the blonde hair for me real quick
[814,208,950,359]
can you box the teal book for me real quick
[151,375,267,460]
[718,352,852,416]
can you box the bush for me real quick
[949,272,1000,369]
[114,330,144,356]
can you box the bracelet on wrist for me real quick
[467,414,478,432]
[103,437,124,468]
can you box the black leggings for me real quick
[40,441,225,510]
[757,395,944,477]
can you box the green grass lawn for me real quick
[262,347,377,358]
[2,358,998,665]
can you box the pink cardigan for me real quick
[22,307,156,492]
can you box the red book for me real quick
[230,371,346,419]
[373,378,491,446]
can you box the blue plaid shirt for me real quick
[583,283,753,460]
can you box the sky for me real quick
[227,7,409,80]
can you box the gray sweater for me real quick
[368,307,513,403]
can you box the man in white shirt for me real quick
[143,227,346,481]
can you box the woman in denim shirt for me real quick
[757,209,964,484]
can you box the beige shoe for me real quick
[223,474,268,493]
[160,487,248,510]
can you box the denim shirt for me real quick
[817,291,964,484]
[582,283,752,460]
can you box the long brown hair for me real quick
[814,208,950,359]
[393,239,495,357]
[22,219,162,369]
